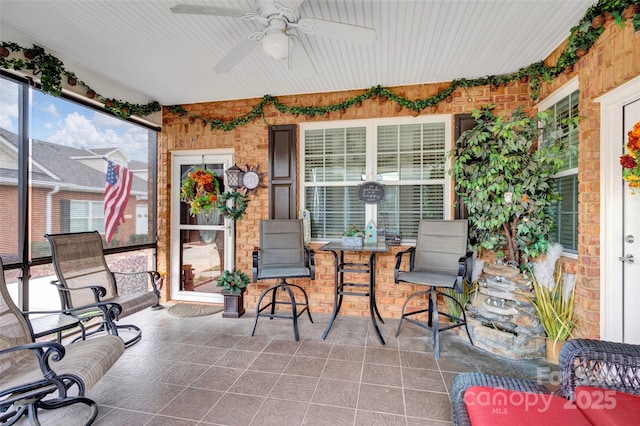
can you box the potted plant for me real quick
[525,244,576,363]
[450,105,575,266]
[216,269,250,318]
[342,226,364,247]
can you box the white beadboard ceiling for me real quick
[0,0,595,106]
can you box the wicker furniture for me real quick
[0,258,125,425]
[451,338,640,426]
[46,231,162,347]
[394,219,474,357]
[251,219,314,341]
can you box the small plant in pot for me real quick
[216,269,250,318]
[342,226,364,247]
[524,244,576,363]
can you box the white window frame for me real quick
[300,115,452,243]
[536,77,579,258]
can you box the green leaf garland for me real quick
[216,191,249,221]
[2,0,638,124]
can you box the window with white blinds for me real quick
[538,80,579,254]
[301,117,451,241]
[69,200,105,233]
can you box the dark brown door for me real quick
[268,125,297,219]
[454,113,476,220]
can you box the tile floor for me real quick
[29,305,560,425]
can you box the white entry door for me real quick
[171,151,235,304]
[597,76,640,343]
[623,100,640,343]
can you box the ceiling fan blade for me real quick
[291,42,316,79]
[170,4,247,17]
[214,38,257,73]
[308,19,376,44]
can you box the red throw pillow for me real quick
[464,386,592,426]
[575,386,640,426]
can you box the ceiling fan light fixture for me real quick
[261,30,289,60]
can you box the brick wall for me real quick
[160,19,640,334]
[539,19,640,339]
[160,82,534,318]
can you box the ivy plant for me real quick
[449,105,574,265]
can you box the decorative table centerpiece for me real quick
[342,226,364,247]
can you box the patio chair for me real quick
[45,231,162,347]
[0,257,125,425]
[251,219,314,341]
[394,219,474,357]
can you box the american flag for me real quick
[104,161,133,243]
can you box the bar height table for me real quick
[319,241,389,344]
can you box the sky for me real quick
[0,77,151,162]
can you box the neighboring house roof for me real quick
[0,128,148,195]
[128,159,147,171]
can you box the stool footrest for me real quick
[251,281,313,341]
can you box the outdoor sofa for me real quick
[451,338,640,425]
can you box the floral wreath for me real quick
[620,120,640,193]
[216,191,249,221]
[180,168,220,216]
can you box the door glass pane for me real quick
[179,162,225,226]
[179,230,224,293]
[178,160,226,295]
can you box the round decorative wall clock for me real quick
[241,164,266,195]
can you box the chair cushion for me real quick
[0,335,124,392]
[464,386,592,426]
[575,386,640,426]
[414,219,468,276]
[109,291,159,317]
[260,220,305,268]
[397,270,457,288]
[257,266,310,280]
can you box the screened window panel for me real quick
[543,90,579,254]
[304,127,366,183]
[305,186,365,239]
[325,128,346,154]
[377,125,399,152]
[303,120,447,241]
[304,130,325,156]
[69,201,88,233]
[551,175,578,252]
[377,122,446,181]
[398,152,422,180]
[545,90,579,171]
[378,185,444,239]
[69,201,105,233]
[424,151,446,179]
[0,78,20,264]
[377,155,400,181]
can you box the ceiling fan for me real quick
[170,0,377,77]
